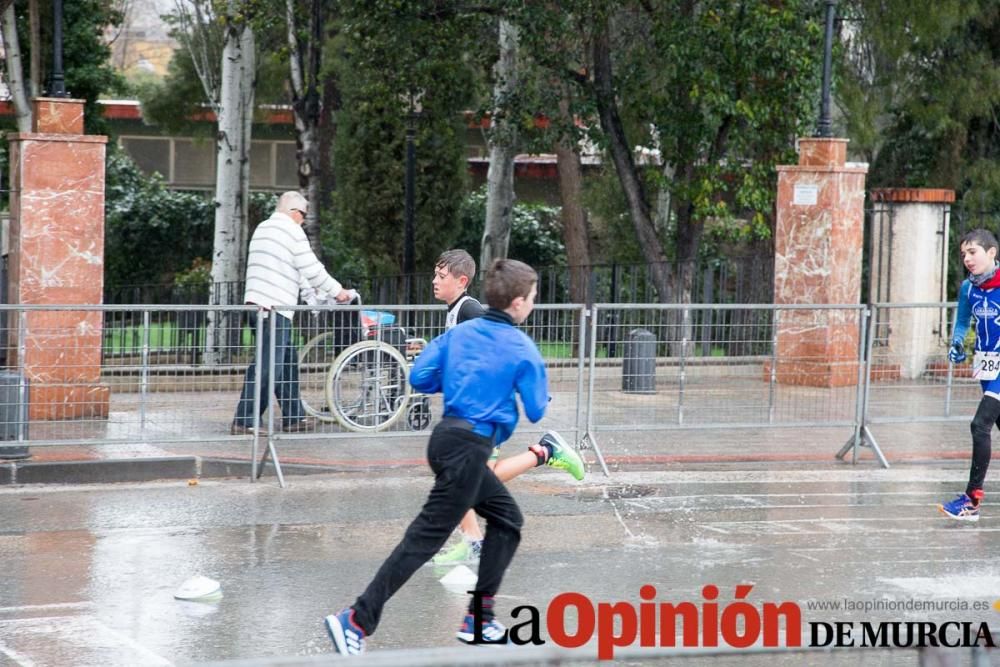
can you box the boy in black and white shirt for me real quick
[435,249,486,329]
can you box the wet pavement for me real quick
[1,461,999,665]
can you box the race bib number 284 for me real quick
[974,351,1000,381]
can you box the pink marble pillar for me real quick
[771,138,868,387]
[7,98,109,419]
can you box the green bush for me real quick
[104,149,215,287]
[454,186,566,269]
[104,150,280,289]
[173,257,212,289]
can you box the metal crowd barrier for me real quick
[862,303,964,424]
[845,302,968,465]
[584,303,864,430]
[0,301,979,480]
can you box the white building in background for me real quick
[107,0,178,79]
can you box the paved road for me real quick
[0,462,998,666]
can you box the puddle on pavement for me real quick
[569,484,661,502]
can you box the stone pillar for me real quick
[7,98,109,419]
[772,138,868,387]
[868,188,954,379]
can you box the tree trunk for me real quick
[555,92,590,306]
[480,19,519,272]
[1,3,31,132]
[670,200,701,353]
[591,19,672,303]
[28,0,39,96]
[205,13,255,364]
[555,91,592,357]
[675,200,702,300]
[317,67,340,258]
[286,0,324,258]
[237,23,255,275]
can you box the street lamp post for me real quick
[48,0,67,98]
[404,115,415,278]
[815,0,836,137]
[403,107,417,305]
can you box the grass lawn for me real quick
[107,325,722,361]
[103,322,320,356]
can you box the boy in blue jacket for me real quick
[324,259,549,654]
[941,228,1000,521]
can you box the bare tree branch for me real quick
[174,0,222,109]
[105,0,131,48]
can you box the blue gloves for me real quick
[949,340,967,364]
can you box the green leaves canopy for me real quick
[838,0,1000,208]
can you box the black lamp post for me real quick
[403,104,417,305]
[815,0,836,137]
[404,114,416,279]
[48,0,67,97]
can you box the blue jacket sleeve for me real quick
[952,280,972,344]
[516,345,550,424]
[410,335,444,394]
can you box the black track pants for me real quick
[352,422,523,635]
[967,394,1000,496]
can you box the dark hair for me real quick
[484,258,537,309]
[960,229,999,254]
[435,249,476,281]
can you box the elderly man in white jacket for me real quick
[231,191,351,435]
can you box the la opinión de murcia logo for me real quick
[811,621,995,649]
[470,584,799,659]
[466,586,998,660]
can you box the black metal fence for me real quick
[103,255,774,307]
[104,281,244,306]
[100,257,774,360]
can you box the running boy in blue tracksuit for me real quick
[324,258,548,654]
[940,229,1000,521]
[431,249,584,566]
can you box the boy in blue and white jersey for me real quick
[324,259,556,654]
[430,249,585,566]
[940,229,1000,522]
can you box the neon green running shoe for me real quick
[540,430,585,481]
[432,538,481,565]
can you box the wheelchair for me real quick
[298,304,431,432]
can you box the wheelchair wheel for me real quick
[406,396,432,431]
[298,332,340,422]
[326,340,410,432]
